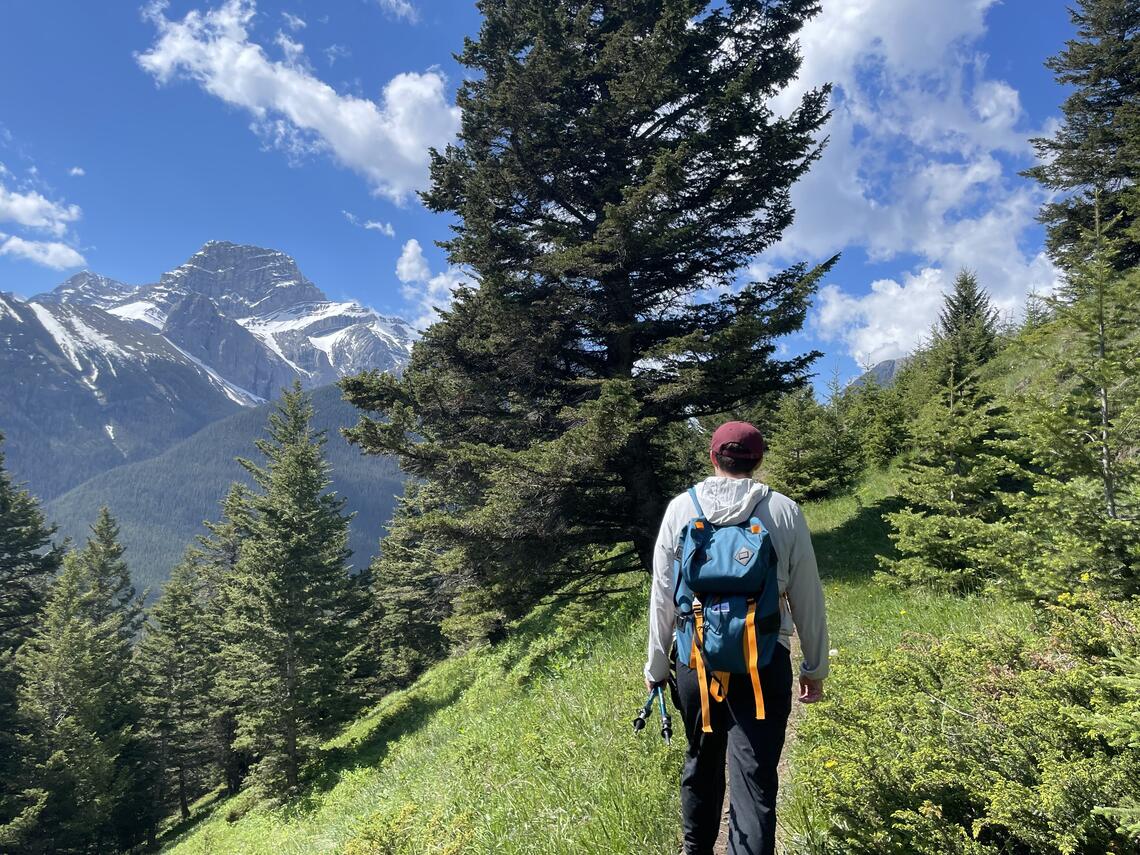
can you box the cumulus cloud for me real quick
[396,238,469,329]
[0,182,82,236]
[0,234,86,269]
[137,0,459,201]
[767,0,1059,364]
[68,166,86,177]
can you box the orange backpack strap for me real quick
[745,599,766,720]
[691,610,713,733]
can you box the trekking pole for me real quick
[655,685,673,745]
[632,690,656,734]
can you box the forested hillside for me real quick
[45,383,404,594]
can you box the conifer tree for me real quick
[847,377,908,468]
[880,278,1013,593]
[137,555,215,821]
[15,509,151,852]
[363,483,451,692]
[197,484,254,796]
[0,436,62,850]
[764,387,828,501]
[934,270,1000,382]
[1005,206,1140,598]
[1024,0,1140,269]
[815,372,866,491]
[343,1,833,632]
[220,385,364,793]
[878,375,1014,593]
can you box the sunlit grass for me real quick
[163,466,1029,854]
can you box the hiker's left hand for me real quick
[799,676,824,704]
[646,678,664,692]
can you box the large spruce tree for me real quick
[219,385,364,793]
[0,437,62,850]
[1024,0,1140,269]
[343,0,832,633]
[15,509,151,853]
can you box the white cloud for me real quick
[376,0,417,22]
[137,0,459,201]
[281,11,305,30]
[765,0,1059,365]
[0,234,86,269]
[68,166,86,177]
[396,238,469,328]
[343,209,395,237]
[396,238,431,283]
[0,181,82,236]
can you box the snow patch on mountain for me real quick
[165,340,265,407]
[110,299,168,329]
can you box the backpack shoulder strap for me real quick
[687,486,705,519]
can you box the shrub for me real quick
[790,599,1140,854]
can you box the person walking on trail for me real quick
[644,420,830,855]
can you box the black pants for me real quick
[675,644,793,855]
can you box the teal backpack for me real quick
[673,487,781,732]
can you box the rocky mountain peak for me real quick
[158,241,327,315]
[37,270,138,310]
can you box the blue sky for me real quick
[0,0,1073,384]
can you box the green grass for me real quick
[162,467,1033,855]
[780,468,1034,853]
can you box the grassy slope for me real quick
[162,468,1031,855]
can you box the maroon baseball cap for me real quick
[710,421,767,460]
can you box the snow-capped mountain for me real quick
[2,241,415,499]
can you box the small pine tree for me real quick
[363,483,451,693]
[1005,202,1140,599]
[878,375,1014,593]
[763,387,825,501]
[934,270,1000,383]
[219,384,365,793]
[815,371,866,490]
[15,509,151,853]
[137,555,215,821]
[0,435,62,850]
[847,377,908,468]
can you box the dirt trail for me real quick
[712,636,805,855]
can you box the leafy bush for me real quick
[789,598,1140,855]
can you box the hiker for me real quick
[644,421,830,855]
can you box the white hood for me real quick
[692,476,770,526]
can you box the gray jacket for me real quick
[643,476,830,684]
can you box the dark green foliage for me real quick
[343,0,831,640]
[14,509,152,853]
[934,270,1000,385]
[765,377,863,502]
[0,436,63,850]
[46,384,404,597]
[137,555,216,822]
[363,483,451,692]
[1024,0,1140,270]
[219,385,366,794]
[880,279,1014,593]
[878,378,1015,593]
[796,599,1140,854]
[1002,215,1140,600]
[845,377,909,469]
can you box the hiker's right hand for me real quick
[799,676,824,704]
